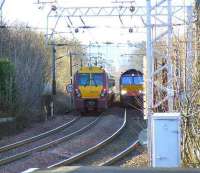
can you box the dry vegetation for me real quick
[181,65,200,167]
[152,39,200,167]
[0,23,85,130]
[0,25,51,127]
[53,39,85,112]
[181,1,200,167]
[143,11,199,166]
[151,1,200,167]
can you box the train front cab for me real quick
[73,68,109,113]
[120,71,144,108]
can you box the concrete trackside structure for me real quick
[33,166,200,173]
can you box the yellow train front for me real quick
[73,66,114,113]
[120,69,144,108]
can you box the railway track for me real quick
[104,109,146,167]
[0,116,80,152]
[100,140,140,166]
[110,142,147,167]
[48,108,145,168]
[0,107,140,173]
[0,115,101,166]
[17,108,123,173]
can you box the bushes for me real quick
[0,24,85,131]
[0,59,16,115]
[0,59,17,136]
[181,62,200,167]
[181,3,200,166]
[0,25,51,128]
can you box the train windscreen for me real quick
[78,73,90,86]
[78,73,104,86]
[133,76,144,85]
[91,73,103,86]
[121,76,143,85]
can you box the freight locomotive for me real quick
[73,66,115,113]
[119,69,144,108]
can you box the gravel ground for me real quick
[114,145,148,168]
[0,113,77,147]
[70,108,146,166]
[118,109,148,168]
[0,107,124,173]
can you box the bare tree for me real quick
[0,24,51,126]
[180,1,200,167]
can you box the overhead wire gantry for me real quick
[36,0,193,165]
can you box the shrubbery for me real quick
[0,25,51,128]
[0,59,16,116]
[0,24,85,130]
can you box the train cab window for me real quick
[121,76,134,85]
[133,76,144,85]
[121,76,143,85]
[91,73,104,86]
[78,73,90,86]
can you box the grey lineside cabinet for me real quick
[151,113,181,167]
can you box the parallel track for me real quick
[48,109,127,168]
[0,116,80,153]
[0,116,101,166]
[100,108,145,166]
[48,108,145,167]
[0,108,145,173]
[100,140,140,166]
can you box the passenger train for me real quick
[119,69,144,108]
[73,66,115,113]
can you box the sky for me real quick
[3,0,193,42]
[3,0,48,28]
[2,0,194,73]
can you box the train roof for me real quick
[78,66,105,73]
[121,69,143,76]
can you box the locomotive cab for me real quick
[120,69,144,108]
[73,66,112,113]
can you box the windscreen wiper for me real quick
[92,78,98,87]
[84,78,90,87]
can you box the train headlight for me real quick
[139,90,144,94]
[100,88,107,97]
[121,90,127,95]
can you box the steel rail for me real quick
[99,140,140,166]
[48,109,127,168]
[0,116,80,153]
[0,116,101,166]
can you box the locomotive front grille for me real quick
[84,100,97,110]
[86,100,96,106]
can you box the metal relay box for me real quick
[151,113,181,167]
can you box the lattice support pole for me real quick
[167,0,174,111]
[186,6,193,96]
[146,0,153,167]
[146,0,175,166]
[151,0,174,112]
